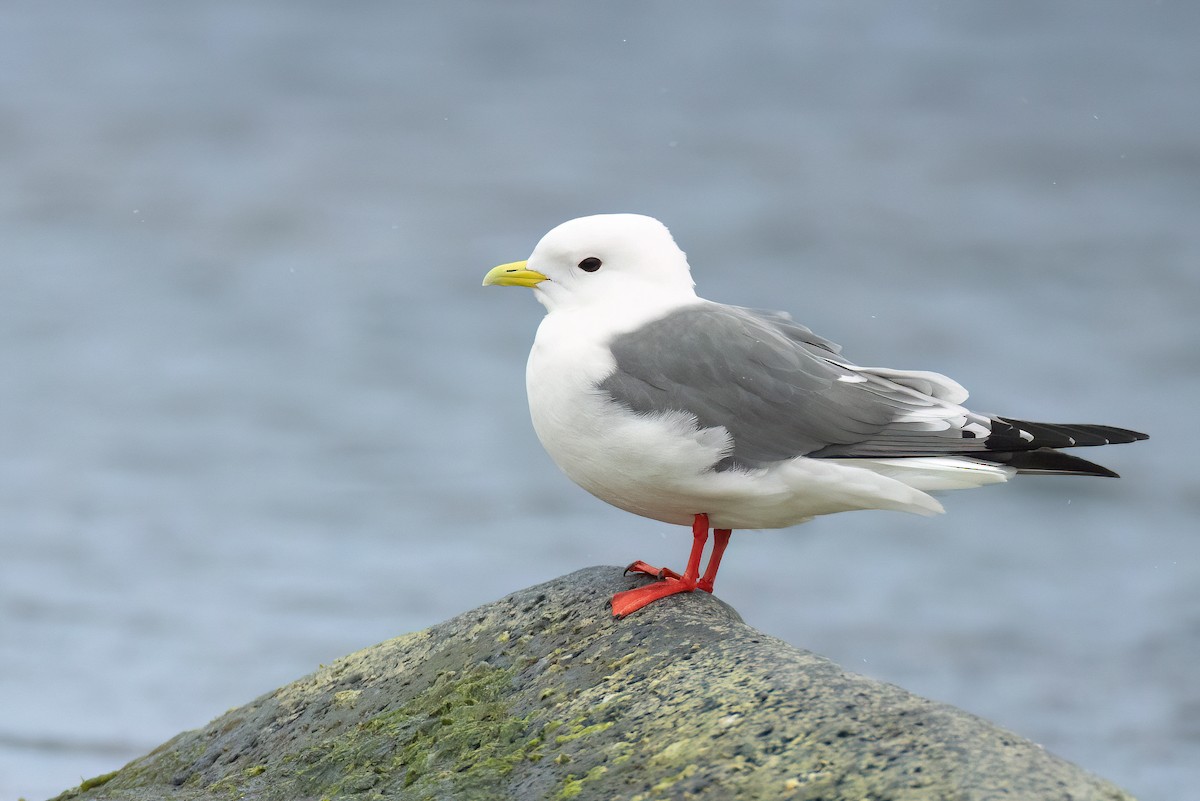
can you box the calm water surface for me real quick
[2,4,1197,800]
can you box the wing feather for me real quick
[598,302,1145,474]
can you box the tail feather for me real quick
[976,447,1122,478]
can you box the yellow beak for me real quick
[482,261,548,288]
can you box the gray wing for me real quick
[597,303,1145,473]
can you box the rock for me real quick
[52,566,1135,801]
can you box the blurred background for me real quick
[1,2,1197,799]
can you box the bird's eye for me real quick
[577,257,602,273]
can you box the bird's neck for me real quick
[542,290,702,339]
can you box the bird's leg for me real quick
[696,528,731,594]
[621,513,709,581]
[681,511,708,578]
[612,514,710,617]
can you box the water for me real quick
[2,3,1197,799]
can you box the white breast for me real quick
[524,300,736,525]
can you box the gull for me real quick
[483,214,1147,617]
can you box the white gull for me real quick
[483,214,1146,616]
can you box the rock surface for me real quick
[53,566,1135,801]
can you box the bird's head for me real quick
[483,214,697,313]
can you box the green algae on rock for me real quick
[51,566,1136,801]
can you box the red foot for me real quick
[612,575,696,617]
[611,515,734,617]
[622,561,683,581]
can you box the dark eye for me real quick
[577,257,602,272]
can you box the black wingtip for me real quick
[991,418,1148,449]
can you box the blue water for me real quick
[2,3,1197,799]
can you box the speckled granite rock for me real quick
[53,566,1135,801]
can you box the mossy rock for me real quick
[52,566,1135,801]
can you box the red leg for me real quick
[611,514,710,617]
[681,512,708,580]
[620,513,709,582]
[696,529,731,593]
